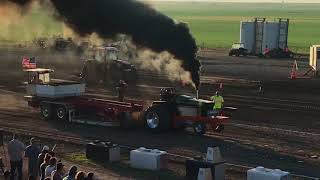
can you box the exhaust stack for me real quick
[196,90,199,99]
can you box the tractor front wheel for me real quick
[193,122,206,135]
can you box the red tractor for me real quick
[144,88,230,135]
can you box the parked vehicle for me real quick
[229,43,248,57]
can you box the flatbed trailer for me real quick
[26,95,143,127]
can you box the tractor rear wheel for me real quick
[40,103,53,121]
[144,103,172,132]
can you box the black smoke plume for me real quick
[2,0,201,88]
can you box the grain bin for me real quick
[240,21,255,54]
[278,18,289,49]
[262,22,280,51]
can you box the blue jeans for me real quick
[10,160,22,180]
[208,109,220,117]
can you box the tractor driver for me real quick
[209,91,224,117]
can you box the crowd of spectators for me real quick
[1,134,96,180]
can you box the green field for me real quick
[0,5,62,43]
[152,2,320,53]
[1,2,319,52]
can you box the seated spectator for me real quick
[45,157,57,177]
[40,153,51,180]
[51,162,65,180]
[75,171,85,180]
[85,172,94,180]
[63,166,77,180]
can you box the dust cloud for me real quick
[0,1,61,43]
[136,50,194,87]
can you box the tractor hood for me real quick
[175,95,214,116]
[176,95,212,105]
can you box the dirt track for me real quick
[0,48,320,178]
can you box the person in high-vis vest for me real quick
[211,91,224,110]
[209,91,224,117]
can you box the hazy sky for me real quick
[151,0,320,3]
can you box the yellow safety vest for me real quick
[211,95,224,109]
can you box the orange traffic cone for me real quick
[290,70,297,80]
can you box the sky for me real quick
[151,0,320,3]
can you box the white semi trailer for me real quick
[238,18,291,58]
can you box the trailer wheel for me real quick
[144,104,172,132]
[214,124,224,133]
[40,103,53,121]
[119,112,133,129]
[193,122,206,135]
[56,106,68,121]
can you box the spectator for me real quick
[51,162,65,180]
[45,157,57,177]
[85,172,94,180]
[0,157,5,174]
[0,129,4,146]
[25,137,41,178]
[4,171,10,180]
[7,134,25,180]
[75,171,85,180]
[38,146,50,169]
[40,153,51,180]
[63,166,77,180]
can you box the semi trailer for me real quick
[24,68,229,135]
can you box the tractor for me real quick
[80,46,138,85]
[54,37,77,52]
[144,88,230,135]
[229,43,248,57]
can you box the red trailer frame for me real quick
[26,95,144,126]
